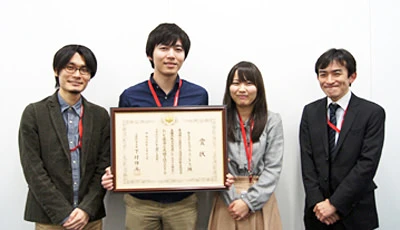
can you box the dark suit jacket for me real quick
[19,91,110,224]
[300,93,385,230]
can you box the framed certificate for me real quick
[110,106,228,192]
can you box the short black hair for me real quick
[53,44,97,87]
[315,48,356,77]
[145,23,191,68]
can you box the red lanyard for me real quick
[70,105,83,152]
[327,106,348,133]
[238,112,254,182]
[148,79,182,107]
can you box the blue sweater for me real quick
[119,74,208,203]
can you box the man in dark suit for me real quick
[19,45,110,230]
[300,48,385,230]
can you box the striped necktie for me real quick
[328,103,340,156]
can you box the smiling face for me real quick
[229,70,258,109]
[149,40,185,79]
[317,61,356,102]
[55,52,91,95]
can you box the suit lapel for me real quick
[314,98,330,159]
[80,97,92,178]
[319,100,330,159]
[332,94,360,161]
[48,93,71,161]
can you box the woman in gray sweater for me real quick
[208,61,284,230]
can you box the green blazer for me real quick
[19,91,110,224]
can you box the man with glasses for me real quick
[19,44,110,230]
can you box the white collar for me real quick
[327,90,351,110]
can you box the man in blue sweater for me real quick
[102,23,208,230]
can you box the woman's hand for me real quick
[225,173,235,187]
[228,199,250,221]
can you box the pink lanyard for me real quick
[148,79,182,107]
[70,105,83,152]
[238,112,254,182]
[327,106,348,133]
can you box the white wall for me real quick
[370,1,400,229]
[1,0,398,229]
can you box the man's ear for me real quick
[349,72,357,84]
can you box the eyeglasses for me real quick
[64,64,90,75]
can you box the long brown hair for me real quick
[223,61,268,142]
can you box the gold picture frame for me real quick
[110,106,228,192]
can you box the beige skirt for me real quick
[208,176,282,230]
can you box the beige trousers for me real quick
[124,193,198,230]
